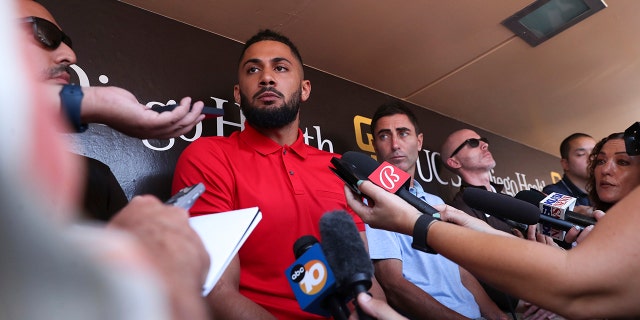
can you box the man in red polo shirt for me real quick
[173,29,382,319]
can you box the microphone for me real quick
[515,190,597,227]
[320,210,374,320]
[286,235,347,319]
[338,151,439,216]
[462,188,584,232]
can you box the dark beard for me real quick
[239,87,301,129]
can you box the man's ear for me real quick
[416,133,424,152]
[300,80,311,102]
[560,158,570,172]
[233,84,241,105]
[446,157,461,170]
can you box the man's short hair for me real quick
[239,29,304,67]
[371,101,421,135]
[560,133,593,159]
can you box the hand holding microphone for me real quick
[333,151,440,216]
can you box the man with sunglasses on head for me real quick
[441,129,517,234]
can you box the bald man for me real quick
[441,129,516,233]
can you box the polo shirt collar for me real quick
[239,122,308,159]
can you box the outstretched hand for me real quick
[81,86,206,139]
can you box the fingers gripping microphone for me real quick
[286,235,347,319]
[320,211,374,320]
[338,151,439,216]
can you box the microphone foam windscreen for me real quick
[293,235,319,259]
[319,210,373,284]
[341,151,379,178]
[462,188,540,225]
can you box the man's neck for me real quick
[460,169,492,190]
[253,121,299,146]
[565,172,588,193]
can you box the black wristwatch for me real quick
[60,84,87,132]
[411,214,438,254]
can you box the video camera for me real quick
[624,122,640,155]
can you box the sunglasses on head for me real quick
[21,16,73,50]
[449,137,489,158]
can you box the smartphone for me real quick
[151,104,224,118]
[165,183,205,210]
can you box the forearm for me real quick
[167,281,209,320]
[426,221,615,318]
[459,267,506,320]
[206,256,276,319]
[374,259,466,320]
[206,287,275,319]
[382,279,467,320]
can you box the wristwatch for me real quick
[60,84,87,132]
[411,214,438,254]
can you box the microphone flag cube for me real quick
[538,192,577,240]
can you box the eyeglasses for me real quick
[21,16,73,50]
[449,137,489,158]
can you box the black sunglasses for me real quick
[22,16,73,50]
[449,137,489,158]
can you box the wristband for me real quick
[60,84,87,132]
[411,214,438,254]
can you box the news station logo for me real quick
[368,161,410,194]
[289,260,329,295]
[539,192,576,240]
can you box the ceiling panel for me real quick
[119,0,640,155]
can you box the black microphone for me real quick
[289,235,349,320]
[340,151,439,216]
[515,190,597,227]
[319,211,374,320]
[462,188,582,231]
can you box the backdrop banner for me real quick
[42,0,561,203]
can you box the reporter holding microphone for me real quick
[344,181,640,319]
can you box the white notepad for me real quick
[188,207,262,296]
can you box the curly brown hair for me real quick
[586,132,625,211]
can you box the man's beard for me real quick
[239,87,301,129]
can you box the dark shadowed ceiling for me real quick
[120,0,640,156]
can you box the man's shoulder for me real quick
[304,145,338,157]
[182,134,238,153]
[542,180,565,194]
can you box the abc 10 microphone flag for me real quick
[285,243,337,316]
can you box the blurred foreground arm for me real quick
[107,195,210,320]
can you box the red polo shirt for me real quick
[173,123,363,319]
